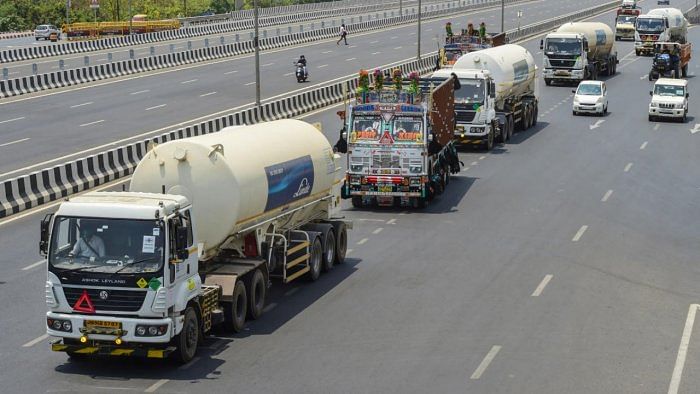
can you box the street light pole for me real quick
[254,0,261,108]
[417,0,421,59]
[128,0,132,36]
[501,0,504,33]
[65,0,70,28]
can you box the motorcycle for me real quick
[294,62,308,82]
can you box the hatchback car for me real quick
[34,25,61,41]
[572,81,608,116]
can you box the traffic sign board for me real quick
[90,0,99,9]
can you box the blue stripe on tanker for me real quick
[265,155,315,211]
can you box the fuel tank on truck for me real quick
[648,8,688,42]
[452,43,537,102]
[129,119,340,260]
[555,22,615,60]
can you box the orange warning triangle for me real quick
[73,290,96,314]
[379,130,394,145]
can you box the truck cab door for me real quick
[168,210,194,284]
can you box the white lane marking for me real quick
[653,123,660,131]
[372,227,383,234]
[261,62,274,67]
[640,141,648,150]
[390,36,398,39]
[345,57,356,61]
[144,379,170,393]
[70,101,93,108]
[22,260,44,271]
[479,156,486,160]
[283,72,294,76]
[590,120,605,130]
[0,116,25,124]
[199,92,217,97]
[178,356,201,370]
[180,79,198,84]
[130,89,150,95]
[224,70,238,75]
[572,225,588,242]
[285,288,299,297]
[470,161,478,166]
[387,218,397,225]
[601,189,613,202]
[321,50,332,54]
[371,51,381,55]
[624,162,633,172]
[346,248,353,255]
[470,345,501,379]
[370,40,378,44]
[263,302,278,313]
[357,238,368,245]
[394,46,403,50]
[22,334,49,347]
[245,81,256,86]
[531,274,553,297]
[668,304,700,394]
[318,64,328,68]
[145,104,167,111]
[79,120,104,127]
[348,45,357,48]
[0,138,30,148]
[640,74,648,80]
[691,124,700,134]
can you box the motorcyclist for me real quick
[296,55,308,77]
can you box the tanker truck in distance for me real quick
[334,71,462,209]
[431,44,539,150]
[541,22,619,85]
[635,8,688,55]
[41,120,352,363]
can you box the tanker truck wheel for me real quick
[544,78,552,86]
[248,269,266,320]
[485,127,495,150]
[531,105,538,127]
[306,236,323,281]
[302,224,336,271]
[332,222,348,264]
[223,281,247,333]
[682,65,688,78]
[174,307,199,363]
[351,196,363,208]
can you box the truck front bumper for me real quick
[46,311,175,344]
[345,176,424,197]
[455,124,488,144]
[649,107,684,118]
[573,102,604,113]
[616,30,635,40]
[51,338,176,358]
[543,68,584,81]
[635,42,654,54]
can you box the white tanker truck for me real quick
[431,44,539,150]
[541,22,619,85]
[41,120,351,363]
[635,8,688,55]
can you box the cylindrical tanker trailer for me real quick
[540,22,619,85]
[635,8,688,55]
[42,119,351,363]
[430,44,539,150]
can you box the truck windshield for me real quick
[49,216,165,274]
[455,79,484,104]
[445,49,462,62]
[350,116,381,142]
[392,117,423,143]
[654,84,685,97]
[636,19,665,32]
[544,38,581,55]
[618,16,636,24]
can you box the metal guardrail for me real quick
[685,5,700,24]
[0,0,621,218]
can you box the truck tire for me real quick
[351,196,363,208]
[224,281,247,333]
[508,116,514,139]
[486,127,495,150]
[648,72,653,81]
[544,78,551,86]
[531,104,538,127]
[306,236,323,282]
[248,269,266,320]
[332,222,348,264]
[303,224,336,271]
[635,49,640,56]
[682,65,688,78]
[174,307,199,363]
[648,114,655,122]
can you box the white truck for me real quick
[431,44,539,150]
[648,78,689,122]
[635,8,689,55]
[42,120,351,363]
[541,22,619,85]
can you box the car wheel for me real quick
[573,110,577,116]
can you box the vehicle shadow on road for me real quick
[507,121,549,145]
[420,175,476,214]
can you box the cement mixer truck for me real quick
[541,22,619,85]
[41,120,351,363]
[635,8,688,55]
[431,44,539,150]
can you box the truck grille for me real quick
[64,287,147,312]
[548,59,576,68]
[455,110,476,123]
[372,154,400,169]
[659,103,674,109]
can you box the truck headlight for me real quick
[409,177,422,187]
[45,281,58,308]
[136,324,168,337]
[136,326,147,336]
[349,175,361,185]
[409,165,422,173]
[62,321,72,332]
[47,318,72,332]
[470,127,481,133]
[650,102,658,108]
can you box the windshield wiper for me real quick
[59,264,104,273]
[114,257,159,274]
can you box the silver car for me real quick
[34,25,61,41]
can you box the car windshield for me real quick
[636,19,665,32]
[49,216,165,274]
[654,84,685,97]
[36,25,48,30]
[545,38,582,55]
[577,84,602,95]
[455,79,485,105]
[392,117,423,143]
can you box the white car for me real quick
[648,78,688,122]
[34,24,61,41]
[572,81,608,116]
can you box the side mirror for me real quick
[572,89,576,93]
[39,213,53,256]
[583,42,589,52]
[686,93,689,98]
[539,39,543,50]
[175,226,189,260]
[649,91,653,96]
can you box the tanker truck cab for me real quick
[42,193,204,362]
[635,15,668,55]
[648,78,688,122]
[541,34,588,83]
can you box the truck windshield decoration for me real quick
[545,38,581,55]
[654,85,685,97]
[49,217,164,274]
[350,116,381,142]
[392,117,424,143]
[636,19,665,33]
[455,79,485,105]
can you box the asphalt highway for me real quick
[0,0,608,181]
[0,0,699,392]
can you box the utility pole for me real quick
[65,0,70,28]
[417,0,421,59]
[184,0,188,17]
[128,0,132,35]
[254,0,261,107]
[400,0,403,15]
[501,0,504,33]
